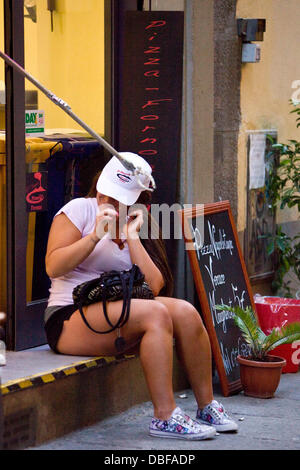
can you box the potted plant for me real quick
[216,304,300,398]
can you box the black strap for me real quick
[77,266,137,335]
[121,264,136,327]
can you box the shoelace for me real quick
[206,402,229,421]
[173,412,200,432]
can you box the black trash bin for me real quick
[30,134,107,302]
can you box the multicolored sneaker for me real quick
[196,400,238,432]
[149,407,216,440]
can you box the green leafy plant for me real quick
[264,226,300,297]
[264,101,300,297]
[216,304,300,361]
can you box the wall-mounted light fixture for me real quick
[24,0,37,23]
[237,18,266,63]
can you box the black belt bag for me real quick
[72,264,154,352]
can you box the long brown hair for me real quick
[87,171,174,296]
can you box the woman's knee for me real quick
[146,301,173,335]
[170,299,205,333]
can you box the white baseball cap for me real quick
[96,152,152,205]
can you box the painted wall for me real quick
[24,0,105,135]
[237,0,300,230]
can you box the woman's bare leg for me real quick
[156,297,214,409]
[56,299,176,420]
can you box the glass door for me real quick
[5,0,108,350]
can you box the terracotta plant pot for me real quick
[237,355,287,398]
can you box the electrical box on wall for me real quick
[238,18,265,64]
[237,19,266,42]
[242,43,261,63]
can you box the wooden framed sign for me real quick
[179,201,256,397]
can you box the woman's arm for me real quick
[124,210,165,296]
[46,206,118,278]
[45,213,99,278]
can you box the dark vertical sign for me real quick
[118,11,184,208]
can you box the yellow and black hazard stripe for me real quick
[1,354,135,396]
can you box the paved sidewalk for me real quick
[28,371,300,451]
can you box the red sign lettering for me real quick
[148,32,158,41]
[140,115,160,121]
[144,46,160,54]
[144,58,160,65]
[145,20,167,30]
[141,126,156,132]
[144,70,160,78]
[140,138,157,144]
[138,150,158,156]
[142,99,173,109]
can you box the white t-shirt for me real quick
[47,197,133,307]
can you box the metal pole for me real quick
[0,50,155,190]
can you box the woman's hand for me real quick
[122,208,165,295]
[94,204,119,241]
[122,208,144,240]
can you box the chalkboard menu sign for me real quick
[179,201,256,396]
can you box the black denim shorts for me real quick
[44,304,78,354]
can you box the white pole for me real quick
[0,50,155,190]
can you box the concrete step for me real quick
[0,346,188,449]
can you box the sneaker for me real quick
[149,407,216,440]
[196,400,238,432]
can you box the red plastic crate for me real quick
[255,296,300,373]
